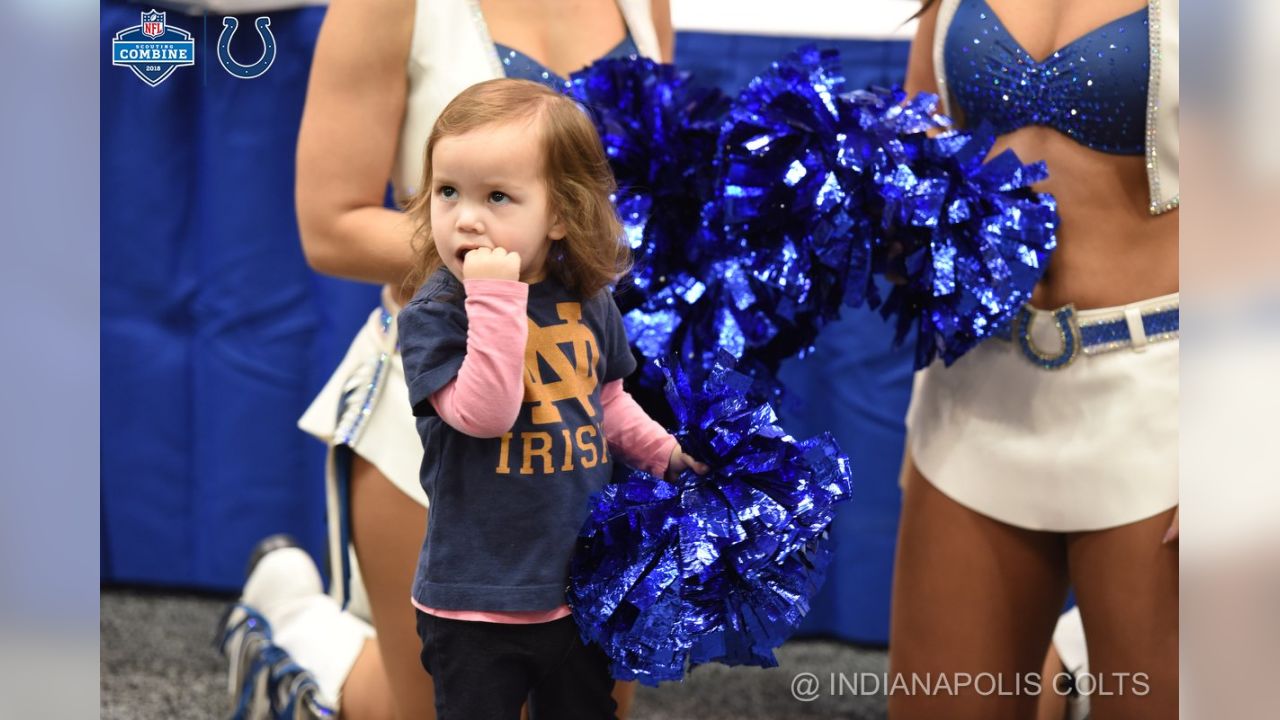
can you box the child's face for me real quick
[430,119,566,283]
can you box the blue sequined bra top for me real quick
[495,34,639,89]
[944,0,1150,155]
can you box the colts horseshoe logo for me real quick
[1014,305,1081,370]
[217,17,276,79]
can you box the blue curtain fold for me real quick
[102,0,379,588]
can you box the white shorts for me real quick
[298,287,427,610]
[905,294,1179,532]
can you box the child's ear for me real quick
[548,215,567,241]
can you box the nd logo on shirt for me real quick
[495,302,609,475]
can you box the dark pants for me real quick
[416,610,618,720]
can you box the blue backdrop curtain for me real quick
[101,0,914,644]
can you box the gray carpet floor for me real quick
[102,588,888,719]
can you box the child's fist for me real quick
[665,443,710,481]
[462,246,521,281]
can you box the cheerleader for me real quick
[890,1,1179,718]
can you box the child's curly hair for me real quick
[403,78,630,299]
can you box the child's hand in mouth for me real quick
[461,246,521,282]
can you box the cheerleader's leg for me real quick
[1066,507,1178,720]
[1035,607,1089,720]
[889,455,1070,720]
[343,456,435,720]
[1035,641,1070,720]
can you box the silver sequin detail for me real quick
[335,307,395,446]
[467,0,507,78]
[1078,299,1180,355]
[1000,298,1179,361]
[1145,0,1179,215]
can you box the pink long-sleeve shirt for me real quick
[413,278,676,624]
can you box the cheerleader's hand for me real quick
[1162,507,1179,545]
[666,443,710,481]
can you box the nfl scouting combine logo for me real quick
[112,10,195,86]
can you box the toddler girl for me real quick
[397,78,706,720]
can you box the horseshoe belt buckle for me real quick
[1012,304,1081,370]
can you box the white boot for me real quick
[220,536,373,719]
[1052,606,1090,720]
[268,591,373,710]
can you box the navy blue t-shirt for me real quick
[398,268,637,611]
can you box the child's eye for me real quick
[488,191,509,204]
[438,185,457,199]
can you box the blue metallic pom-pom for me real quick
[568,58,729,331]
[698,47,863,372]
[708,46,1059,369]
[568,352,853,684]
[873,119,1059,367]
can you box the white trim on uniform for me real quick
[671,0,920,39]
